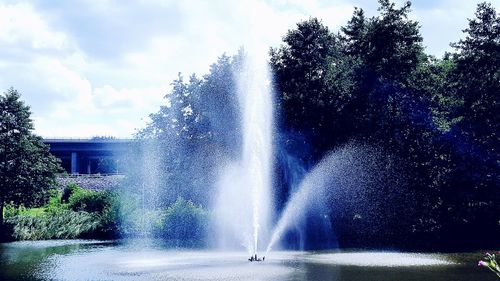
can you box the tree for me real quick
[337,0,425,138]
[365,0,423,82]
[451,2,499,159]
[270,18,337,160]
[438,2,500,247]
[133,54,242,206]
[0,88,61,228]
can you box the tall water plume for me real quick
[214,49,274,254]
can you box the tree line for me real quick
[138,0,499,249]
[0,0,498,249]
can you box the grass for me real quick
[18,207,46,216]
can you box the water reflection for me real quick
[0,240,493,281]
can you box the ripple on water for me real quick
[305,252,453,267]
[42,250,301,281]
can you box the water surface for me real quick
[0,240,492,281]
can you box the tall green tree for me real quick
[0,88,61,228]
[337,0,425,138]
[271,18,338,159]
[451,2,499,158]
[133,54,241,206]
[437,2,500,246]
[271,1,460,247]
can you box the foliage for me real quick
[0,88,62,228]
[3,184,119,240]
[61,183,79,203]
[270,18,338,158]
[157,197,209,246]
[112,190,163,237]
[5,210,99,240]
[433,2,500,249]
[269,0,500,249]
[67,185,114,213]
[129,53,243,207]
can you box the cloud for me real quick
[0,1,169,137]
[31,0,184,62]
[0,0,497,138]
[412,0,487,56]
[0,2,68,50]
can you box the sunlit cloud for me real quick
[0,0,495,137]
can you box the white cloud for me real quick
[0,0,497,138]
[413,0,488,56]
[0,2,68,50]
[0,1,168,137]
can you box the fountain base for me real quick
[248,254,265,262]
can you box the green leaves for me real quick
[159,197,209,245]
[451,2,499,151]
[132,54,242,207]
[270,1,499,248]
[0,88,62,229]
[6,210,99,240]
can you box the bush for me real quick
[6,210,99,240]
[46,189,64,213]
[67,186,114,213]
[3,185,208,242]
[3,184,120,240]
[61,183,80,203]
[3,203,20,217]
[157,197,209,245]
[65,186,119,238]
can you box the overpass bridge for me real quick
[43,138,135,174]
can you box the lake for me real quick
[0,240,493,281]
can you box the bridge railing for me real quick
[57,173,126,178]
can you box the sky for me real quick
[0,0,498,138]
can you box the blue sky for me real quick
[0,0,497,138]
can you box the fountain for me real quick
[266,150,337,253]
[214,49,273,256]
[213,50,381,256]
[0,50,478,281]
[116,46,409,257]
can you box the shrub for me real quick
[3,203,20,218]
[65,186,119,238]
[46,189,64,213]
[3,185,120,240]
[114,191,163,237]
[68,186,114,213]
[6,210,99,240]
[157,197,209,245]
[61,183,80,203]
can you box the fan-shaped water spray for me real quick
[266,149,338,253]
[266,144,392,253]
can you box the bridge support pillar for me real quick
[87,159,91,174]
[71,152,78,174]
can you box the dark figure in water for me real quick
[249,256,254,262]
[255,254,258,260]
[263,256,265,261]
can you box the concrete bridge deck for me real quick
[44,138,135,174]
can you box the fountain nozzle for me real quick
[248,253,264,262]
